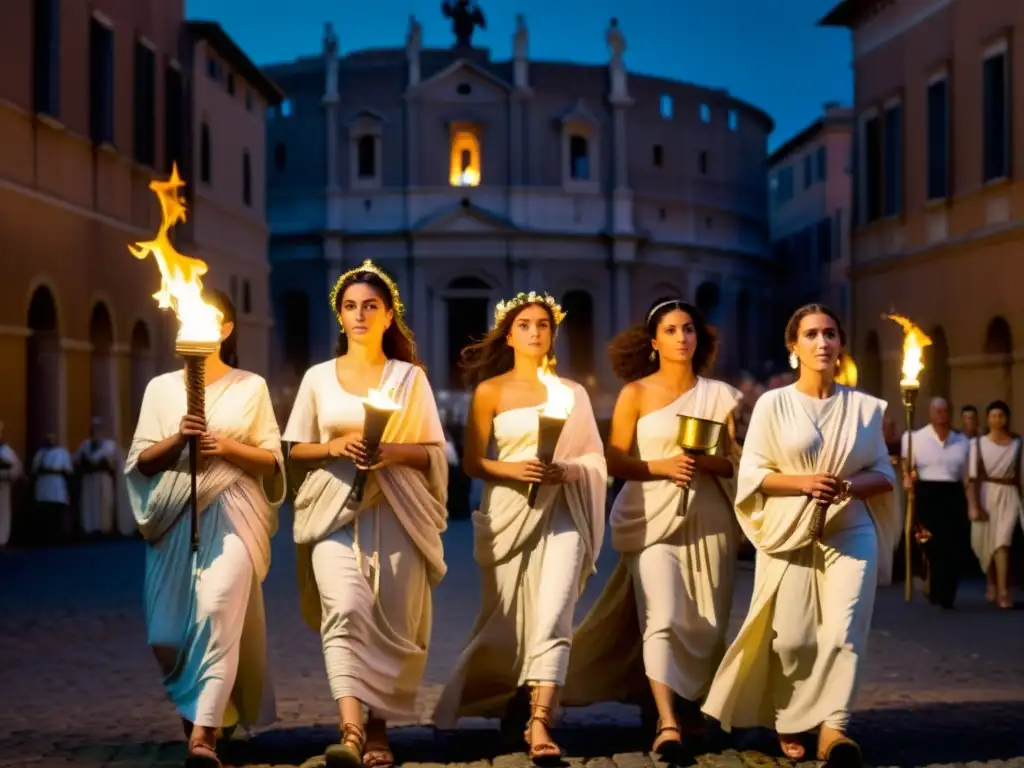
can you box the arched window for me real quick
[449,131,481,187]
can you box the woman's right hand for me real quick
[328,433,369,465]
[969,504,989,522]
[650,454,696,486]
[177,414,206,444]
[800,473,842,505]
[505,459,546,484]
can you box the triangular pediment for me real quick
[413,203,518,234]
[558,98,601,128]
[412,59,511,95]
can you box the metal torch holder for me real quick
[175,340,219,559]
[901,384,919,603]
[348,403,399,509]
[527,414,568,508]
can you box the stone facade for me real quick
[822,0,1024,424]
[265,17,777,398]
[767,103,854,333]
[0,1,277,460]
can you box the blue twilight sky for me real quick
[184,0,851,152]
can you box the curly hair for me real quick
[459,299,557,389]
[784,303,847,350]
[333,270,420,365]
[606,297,718,382]
[202,287,239,367]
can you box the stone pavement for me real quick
[1,512,1023,768]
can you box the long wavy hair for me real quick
[460,300,558,389]
[333,270,420,365]
[202,287,239,367]
[606,297,717,382]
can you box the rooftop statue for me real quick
[442,0,486,48]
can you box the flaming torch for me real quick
[128,165,223,568]
[348,386,402,508]
[885,313,932,602]
[527,360,575,507]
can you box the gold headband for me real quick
[493,291,566,329]
[329,260,405,321]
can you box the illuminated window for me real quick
[449,131,481,187]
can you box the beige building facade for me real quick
[823,0,1024,426]
[0,1,277,461]
[767,103,854,331]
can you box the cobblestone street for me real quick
[1,512,1022,768]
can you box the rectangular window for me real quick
[652,144,663,167]
[728,109,738,131]
[864,114,882,222]
[926,77,949,199]
[816,145,827,181]
[242,150,252,206]
[357,135,376,178]
[659,94,673,119]
[699,103,711,123]
[983,51,1010,182]
[803,154,813,189]
[569,135,589,179]
[817,217,832,263]
[850,132,860,226]
[227,72,235,96]
[88,17,114,145]
[132,40,157,167]
[698,150,708,175]
[33,0,61,117]
[883,102,903,216]
[164,65,184,172]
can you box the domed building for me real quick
[264,13,776,397]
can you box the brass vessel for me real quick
[677,415,724,454]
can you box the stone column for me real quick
[509,14,531,226]
[405,16,421,87]
[322,23,341,197]
[606,18,634,235]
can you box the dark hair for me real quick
[333,270,419,364]
[460,298,557,389]
[986,400,1010,420]
[606,297,717,382]
[202,288,239,367]
[784,303,847,351]
[961,404,978,415]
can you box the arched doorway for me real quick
[926,325,951,404]
[89,302,116,431]
[735,289,753,372]
[129,320,153,426]
[695,281,721,327]
[26,286,60,451]
[984,316,1013,405]
[861,330,882,397]
[280,290,311,378]
[445,276,491,389]
[561,290,595,385]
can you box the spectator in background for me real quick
[960,405,979,439]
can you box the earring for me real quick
[788,351,798,370]
[649,350,658,362]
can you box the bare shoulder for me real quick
[473,375,505,403]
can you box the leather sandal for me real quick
[362,725,394,768]
[652,720,683,757]
[778,733,806,760]
[326,722,367,768]
[818,735,862,767]
[184,740,222,768]
[524,688,563,766]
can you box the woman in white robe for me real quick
[432,291,607,765]
[562,298,741,757]
[701,303,898,767]
[0,421,22,547]
[967,400,1023,609]
[284,261,448,768]
[75,419,120,535]
[124,289,284,768]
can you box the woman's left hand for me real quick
[362,442,395,471]
[540,461,570,485]
[199,432,235,458]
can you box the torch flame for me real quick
[363,385,401,412]
[835,352,859,387]
[128,164,223,343]
[885,313,932,389]
[538,358,575,419]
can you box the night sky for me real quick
[184,0,851,151]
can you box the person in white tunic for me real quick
[284,262,448,768]
[75,417,122,536]
[125,289,284,768]
[31,433,73,542]
[0,421,23,547]
[701,304,899,767]
[432,292,607,765]
[967,400,1023,610]
[562,298,741,757]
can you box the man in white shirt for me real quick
[902,397,970,609]
[31,432,74,544]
